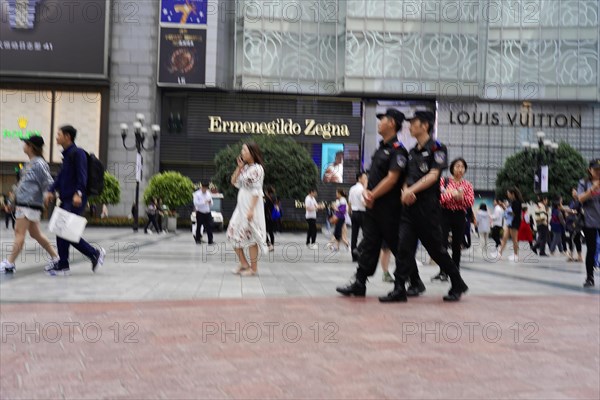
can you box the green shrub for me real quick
[144,171,194,209]
[88,172,120,205]
[214,137,319,199]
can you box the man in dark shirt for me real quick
[379,111,469,303]
[45,125,105,275]
[336,109,409,297]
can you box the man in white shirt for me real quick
[348,172,367,261]
[305,189,320,249]
[193,182,213,244]
[491,198,504,249]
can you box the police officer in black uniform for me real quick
[379,111,469,303]
[336,108,410,297]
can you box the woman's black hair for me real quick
[507,187,524,203]
[449,157,468,175]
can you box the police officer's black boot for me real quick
[336,279,366,297]
[378,284,407,303]
[443,277,469,302]
[406,279,426,297]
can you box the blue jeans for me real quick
[57,201,98,268]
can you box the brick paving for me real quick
[1,296,599,399]
[1,227,599,399]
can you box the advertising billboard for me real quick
[0,0,109,78]
[158,27,206,86]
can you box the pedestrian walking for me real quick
[379,111,469,303]
[193,182,214,244]
[476,203,492,250]
[434,157,474,281]
[264,186,276,251]
[304,188,320,249]
[348,172,367,261]
[336,108,408,298]
[499,187,524,262]
[565,188,584,262]
[1,136,60,273]
[4,191,15,230]
[577,158,600,287]
[44,125,105,275]
[490,198,504,249]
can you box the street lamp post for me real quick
[121,114,160,232]
[522,131,558,195]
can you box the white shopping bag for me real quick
[48,207,88,243]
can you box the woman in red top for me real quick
[518,206,534,245]
[433,158,474,281]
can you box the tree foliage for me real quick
[88,172,120,205]
[143,171,194,209]
[495,142,586,201]
[214,137,319,199]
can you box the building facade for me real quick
[1,0,598,218]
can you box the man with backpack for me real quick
[44,125,106,275]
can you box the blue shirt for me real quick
[504,206,513,226]
[48,144,88,202]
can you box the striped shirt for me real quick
[439,177,474,211]
[15,157,53,209]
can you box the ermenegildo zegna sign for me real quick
[208,116,351,140]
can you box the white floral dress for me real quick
[227,164,267,250]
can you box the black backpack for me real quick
[70,148,105,196]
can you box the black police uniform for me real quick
[393,138,468,294]
[354,139,408,284]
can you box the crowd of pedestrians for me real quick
[2,121,599,293]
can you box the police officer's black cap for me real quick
[376,109,406,131]
[20,135,45,148]
[407,111,436,126]
[589,158,600,169]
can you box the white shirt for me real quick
[476,210,491,233]
[348,182,365,212]
[193,190,212,213]
[492,204,504,227]
[305,195,318,219]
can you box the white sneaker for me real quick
[92,248,106,272]
[508,254,519,263]
[309,244,318,250]
[0,259,16,273]
[45,257,60,271]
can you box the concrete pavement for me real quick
[1,225,599,399]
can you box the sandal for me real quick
[231,264,250,275]
[240,269,258,277]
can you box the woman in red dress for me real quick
[518,206,534,248]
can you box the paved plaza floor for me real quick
[1,226,599,399]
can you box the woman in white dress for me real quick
[228,143,267,276]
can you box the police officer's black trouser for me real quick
[355,206,421,285]
[395,202,465,290]
[442,209,466,269]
